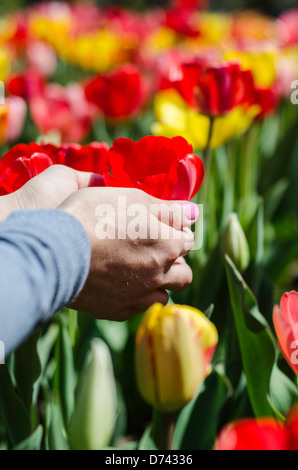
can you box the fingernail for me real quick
[183,202,199,221]
[88,174,104,188]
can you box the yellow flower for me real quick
[152,89,260,150]
[135,303,218,413]
[197,12,232,46]
[224,50,277,89]
[144,27,177,56]
[0,46,11,82]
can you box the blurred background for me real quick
[0,0,298,15]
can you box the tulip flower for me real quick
[7,70,45,100]
[84,64,148,121]
[29,82,94,142]
[0,142,109,194]
[220,213,250,273]
[195,62,255,117]
[135,303,218,413]
[273,291,298,376]
[152,89,260,150]
[214,405,298,450]
[103,135,205,201]
[279,8,298,46]
[69,338,118,450]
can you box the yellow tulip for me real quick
[224,50,277,89]
[152,89,260,150]
[135,303,218,413]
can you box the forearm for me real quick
[0,209,91,355]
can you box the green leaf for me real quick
[269,365,298,419]
[14,425,43,450]
[47,394,69,451]
[138,425,158,451]
[14,330,42,410]
[173,370,230,450]
[224,255,276,417]
[246,198,264,266]
[0,365,31,447]
[204,304,214,319]
[54,316,76,429]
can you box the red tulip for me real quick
[7,70,45,101]
[84,64,148,121]
[253,85,280,119]
[214,406,298,450]
[159,60,255,116]
[165,9,201,38]
[29,83,94,142]
[195,63,255,117]
[273,291,298,376]
[104,136,205,200]
[171,0,209,11]
[0,142,109,195]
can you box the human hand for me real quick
[58,187,198,321]
[0,165,101,222]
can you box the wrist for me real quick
[0,193,20,222]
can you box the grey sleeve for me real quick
[0,209,91,356]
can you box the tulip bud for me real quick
[135,303,218,413]
[220,213,250,273]
[69,338,117,450]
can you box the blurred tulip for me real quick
[29,82,94,142]
[273,291,298,376]
[279,8,298,46]
[224,50,277,92]
[135,303,218,413]
[220,213,250,273]
[103,135,205,201]
[69,338,118,450]
[152,89,260,150]
[0,141,109,194]
[165,9,200,38]
[7,69,45,100]
[4,96,27,143]
[214,406,298,450]
[195,62,254,117]
[85,64,148,121]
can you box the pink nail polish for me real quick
[183,202,199,221]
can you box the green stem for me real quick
[152,410,177,450]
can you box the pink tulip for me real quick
[273,291,298,376]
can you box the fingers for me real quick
[148,197,199,230]
[18,165,102,209]
[162,257,193,291]
[156,223,195,260]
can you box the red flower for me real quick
[85,64,148,121]
[104,136,205,201]
[29,83,94,142]
[7,70,45,100]
[214,406,298,450]
[195,63,255,116]
[171,0,209,11]
[159,60,255,116]
[165,9,201,38]
[273,291,298,376]
[253,85,280,119]
[0,142,109,195]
